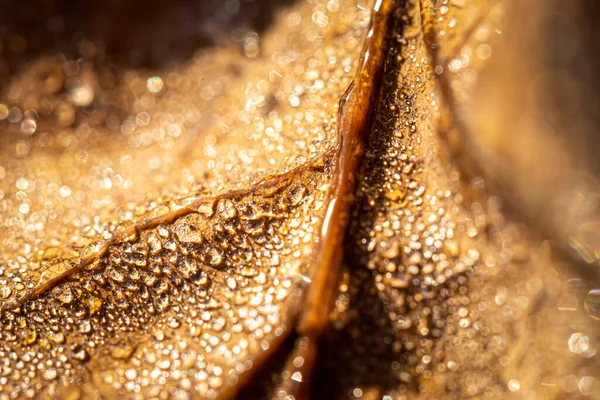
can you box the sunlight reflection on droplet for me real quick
[147,76,164,93]
[508,379,520,392]
[584,289,600,319]
[568,332,589,354]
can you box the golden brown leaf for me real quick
[1,0,600,399]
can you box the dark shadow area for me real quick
[234,331,299,399]
[0,0,296,81]
[0,0,298,145]
[312,275,408,398]
[540,0,600,177]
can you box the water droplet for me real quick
[86,296,103,314]
[293,356,304,368]
[445,240,460,257]
[242,32,260,58]
[227,277,237,290]
[22,328,37,345]
[507,379,520,392]
[125,369,137,380]
[164,240,177,251]
[386,276,410,289]
[49,332,66,344]
[157,225,170,238]
[70,85,95,106]
[208,247,224,266]
[190,270,209,286]
[312,10,329,27]
[584,289,600,319]
[286,183,307,206]
[208,376,223,389]
[20,119,37,135]
[105,266,125,283]
[147,233,162,254]
[156,293,170,311]
[79,320,92,334]
[55,286,74,305]
[153,330,166,341]
[568,332,589,354]
[0,285,12,299]
[217,199,237,219]
[197,201,215,217]
[292,372,303,383]
[212,317,226,332]
[147,76,164,93]
[71,345,89,361]
[42,368,58,381]
[59,185,72,198]
[173,214,204,244]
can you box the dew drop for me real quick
[70,85,95,106]
[197,201,215,217]
[147,76,164,93]
[157,225,170,238]
[584,289,600,320]
[579,376,594,395]
[208,376,223,389]
[42,368,58,381]
[217,199,237,220]
[105,266,125,283]
[190,270,209,286]
[79,320,92,334]
[20,119,37,135]
[49,332,66,344]
[55,286,74,305]
[568,332,589,354]
[507,379,520,392]
[286,183,307,206]
[227,277,237,290]
[125,369,137,380]
[22,328,37,345]
[71,345,89,361]
[0,284,12,299]
[156,293,170,311]
[86,296,103,314]
[242,32,261,58]
[208,247,224,266]
[164,240,177,251]
[153,330,166,341]
[147,233,162,254]
[173,214,204,244]
[212,317,227,332]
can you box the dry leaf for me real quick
[0,0,599,399]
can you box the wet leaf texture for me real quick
[1,0,600,399]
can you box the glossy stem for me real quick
[290,0,396,396]
[299,0,394,338]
